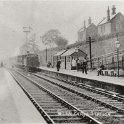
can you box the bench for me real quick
[110,70,117,77]
[102,70,117,77]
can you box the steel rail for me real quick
[41,72,124,102]
[33,73,124,115]
[9,71,56,124]
[12,69,102,124]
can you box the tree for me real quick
[41,29,60,46]
[41,29,68,47]
[55,36,68,46]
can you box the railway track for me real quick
[11,69,124,124]
[36,71,124,110]
[10,70,101,124]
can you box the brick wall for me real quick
[80,36,124,58]
[40,46,65,66]
[40,35,124,67]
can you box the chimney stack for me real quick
[88,17,92,25]
[107,6,110,21]
[112,5,116,15]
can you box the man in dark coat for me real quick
[82,59,87,74]
[56,60,61,71]
[97,64,105,76]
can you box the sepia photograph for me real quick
[0,0,124,123]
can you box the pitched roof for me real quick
[61,48,76,56]
[98,17,108,25]
[98,12,120,26]
[111,12,120,19]
[54,50,67,56]
[78,23,96,33]
[78,27,85,32]
[61,48,87,57]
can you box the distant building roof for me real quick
[54,50,67,56]
[78,23,96,33]
[98,17,108,25]
[98,12,120,26]
[87,23,96,28]
[78,27,85,32]
[111,12,122,20]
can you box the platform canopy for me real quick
[53,50,67,57]
[61,48,87,57]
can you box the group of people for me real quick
[56,57,105,76]
[71,57,88,74]
[56,57,88,74]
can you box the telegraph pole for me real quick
[89,36,92,69]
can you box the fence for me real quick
[88,49,124,70]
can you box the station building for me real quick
[53,48,87,70]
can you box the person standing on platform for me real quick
[76,58,80,71]
[71,58,76,70]
[82,58,88,74]
[56,60,61,71]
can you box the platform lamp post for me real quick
[115,40,120,77]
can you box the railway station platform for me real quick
[39,66,124,86]
[39,66,124,94]
[0,68,47,124]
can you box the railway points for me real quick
[0,68,47,124]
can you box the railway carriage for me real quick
[26,54,40,72]
[9,53,40,72]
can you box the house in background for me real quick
[98,5,124,36]
[78,20,86,42]
[78,17,97,42]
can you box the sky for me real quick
[0,0,124,60]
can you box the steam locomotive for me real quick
[8,53,40,72]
